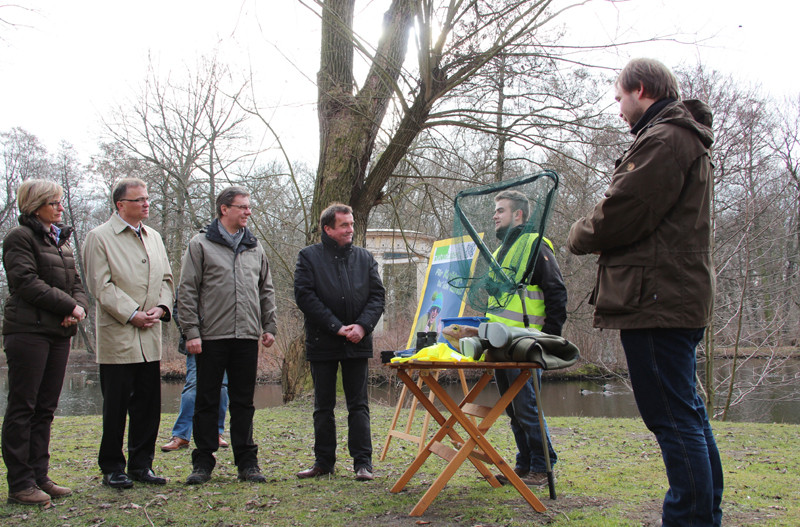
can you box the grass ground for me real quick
[0,399,797,526]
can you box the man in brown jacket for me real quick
[567,58,723,527]
[84,178,174,489]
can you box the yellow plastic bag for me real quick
[390,343,474,364]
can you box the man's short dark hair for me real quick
[216,186,250,218]
[320,203,353,230]
[112,178,147,211]
[495,190,530,223]
[617,58,680,101]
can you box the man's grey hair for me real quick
[112,178,147,211]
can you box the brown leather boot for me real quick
[38,479,72,498]
[7,486,51,505]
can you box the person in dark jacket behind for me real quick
[2,179,89,506]
[568,58,723,527]
[294,203,385,482]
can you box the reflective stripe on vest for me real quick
[485,234,553,330]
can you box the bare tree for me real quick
[104,55,254,269]
[0,3,36,43]
[677,64,800,420]
[276,0,616,400]
[769,95,800,340]
[51,141,96,353]
[310,0,599,244]
[0,127,48,230]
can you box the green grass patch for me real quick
[0,400,797,526]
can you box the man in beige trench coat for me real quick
[83,178,174,489]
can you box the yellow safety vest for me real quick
[485,234,553,329]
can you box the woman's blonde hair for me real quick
[17,179,63,216]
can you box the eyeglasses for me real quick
[227,204,251,211]
[119,197,150,204]
[47,200,63,208]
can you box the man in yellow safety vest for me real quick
[487,190,567,487]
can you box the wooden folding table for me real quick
[380,368,472,460]
[387,361,548,517]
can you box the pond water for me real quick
[1,357,797,423]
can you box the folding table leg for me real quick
[425,369,547,514]
[390,366,547,517]
[410,435,480,516]
[389,370,447,493]
[392,371,495,495]
[379,380,408,461]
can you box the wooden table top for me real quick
[387,361,542,370]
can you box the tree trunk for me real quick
[282,0,415,401]
[281,335,310,403]
[310,0,415,245]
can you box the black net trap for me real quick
[447,171,560,315]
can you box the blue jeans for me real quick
[494,368,557,473]
[171,354,228,440]
[620,328,724,527]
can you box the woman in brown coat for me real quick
[2,179,89,505]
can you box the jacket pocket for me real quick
[4,295,36,325]
[595,265,644,315]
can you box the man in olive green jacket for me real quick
[84,178,174,489]
[178,186,276,485]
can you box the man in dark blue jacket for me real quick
[294,203,385,481]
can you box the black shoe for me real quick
[238,465,267,483]
[130,468,167,485]
[102,471,134,489]
[186,467,212,485]
[296,465,334,479]
[496,471,551,487]
[355,467,374,481]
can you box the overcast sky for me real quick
[0,0,794,164]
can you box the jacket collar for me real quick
[321,229,352,256]
[496,224,524,244]
[109,212,150,237]
[630,97,676,135]
[204,218,258,253]
[18,214,72,246]
[630,98,714,149]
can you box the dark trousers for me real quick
[310,358,372,472]
[621,328,724,527]
[98,361,161,474]
[2,333,70,492]
[495,368,557,473]
[192,339,258,471]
